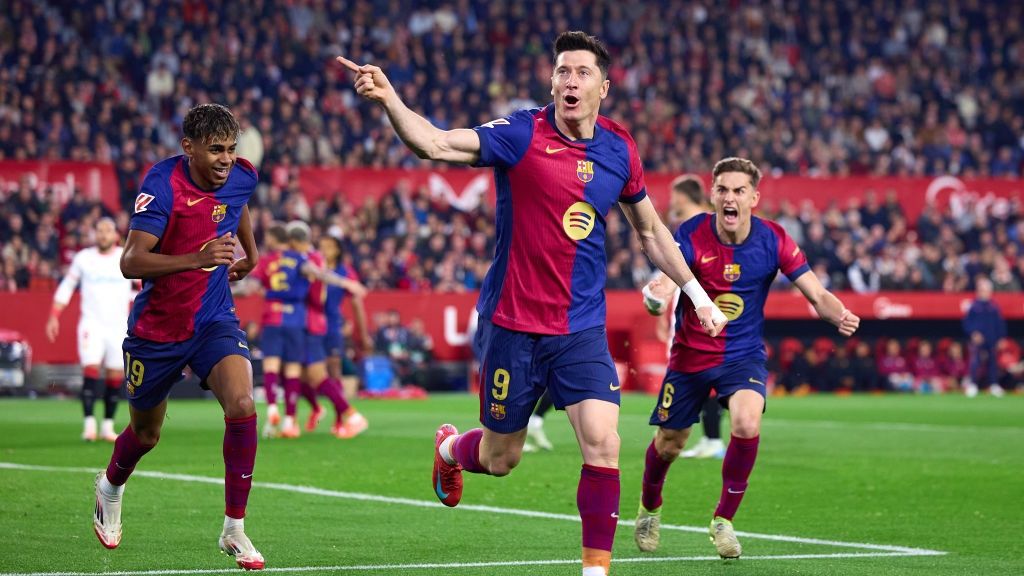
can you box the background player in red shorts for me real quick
[339,32,727,576]
[634,157,860,559]
[91,104,265,570]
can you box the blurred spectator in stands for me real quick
[942,341,970,393]
[909,340,944,393]
[375,309,413,382]
[824,345,855,393]
[783,348,823,395]
[963,277,1007,397]
[878,340,914,392]
[851,341,882,392]
[406,318,434,387]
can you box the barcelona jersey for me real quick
[473,105,647,335]
[669,214,810,373]
[127,155,256,343]
[252,249,309,329]
[304,250,328,336]
[324,263,354,334]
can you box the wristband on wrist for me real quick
[681,278,713,309]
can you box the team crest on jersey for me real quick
[723,263,741,281]
[211,204,228,223]
[713,293,745,321]
[134,193,155,214]
[562,201,597,241]
[576,160,594,183]
[489,403,506,421]
[657,407,669,422]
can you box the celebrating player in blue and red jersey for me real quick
[633,157,861,559]
[286,221,368,439]
[339,31,727,576]
[91,104,265,570]
[252,222,310,438]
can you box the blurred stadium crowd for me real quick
[0,1,1021,390]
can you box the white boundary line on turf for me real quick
[0,552,943,576]
[0,461,946,568]
[766,418,1024,435]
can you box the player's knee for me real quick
[582,429,620,462]
[731,415,760,438]
[226,394,256,419]
[655,428,689,460]
[133,426,161,446]
[486,453,521,477]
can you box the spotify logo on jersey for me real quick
[713,293,745,321]
[562,201,597,241]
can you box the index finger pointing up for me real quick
[336,56,361,73]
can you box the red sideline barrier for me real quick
[5,291,1021,366]
[0,161,120,211]
[299,167,1022,223]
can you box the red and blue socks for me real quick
[224,414,257,519]
[641,440,673,511]
[714,434,759,520]
[579,464,619,573]
[105,426,155,486]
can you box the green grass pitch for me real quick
[1,393,1022,575]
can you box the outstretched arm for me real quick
[121,230,237,279]
[792,270,860,336]
[621,197,727,336]
[300,261,368,297]
[337,56,481,164]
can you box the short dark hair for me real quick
[182,103,239,144]
[671,175,706,205]
[712,157,762,188]
[266,222,288,244]
[553,31,610,78]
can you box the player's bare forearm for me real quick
[383,97,480,164]
[793,270,860,336]
[351,295,371,348]
[643,223,696,288]
[121,230,236,279]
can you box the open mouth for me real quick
[564,95,580,107]
[722,207,739,225]
[212,166,230,179]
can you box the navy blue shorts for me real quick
[474,317,619,434]
[304,332,327,365]
[261,325,304,363]
[324,330,344,358]
[649,360,768,430]
[122,321,252,411]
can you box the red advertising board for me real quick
[6,291,1021,365]
[0,161,121,211]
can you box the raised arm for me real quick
[337,56,481,164]
[300,261,368,297]
[121,230,237,279]
[792,270,860,336]
[620,197,727,336]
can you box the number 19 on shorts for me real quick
[124,351,145,394]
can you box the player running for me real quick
[340,31,727,576]
[286,221,368,438]
[644,175,725,459]
[251,223,307,438]
[318,234,373,436]
[633,157,860,559]
[47,217,134,442]
[91,104,265,570]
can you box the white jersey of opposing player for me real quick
[54,247,133,369]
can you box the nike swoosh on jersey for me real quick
[701,255,718,263]
[186,197,206,206]
[609,383,622,391]
[748,377,765,386]
[545,145,568,154]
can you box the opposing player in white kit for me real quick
[47,218,135,442]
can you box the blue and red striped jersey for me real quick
[304,250,327,336]
[473,105,647,335]
[324,263,354,332]
[669,214,811,373]
[127,155,257,342]
[253,249,309,329]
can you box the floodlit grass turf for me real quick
[1,393,1022,575]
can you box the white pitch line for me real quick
[0,552,941,576]
[0,461,946,561]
